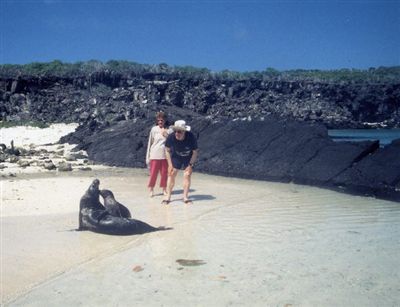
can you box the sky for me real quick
[1,0,399,72]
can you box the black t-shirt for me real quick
[165,131,198,159]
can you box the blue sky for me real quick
[1,0,399,72]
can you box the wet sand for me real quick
[2,168,400,306]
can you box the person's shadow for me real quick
[171,189,216,201]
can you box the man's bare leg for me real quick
[183,169,192,203]
[164,169,178,203]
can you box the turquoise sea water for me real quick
[328,129,400,147]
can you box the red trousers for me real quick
[148,159,168,188]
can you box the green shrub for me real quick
[0,60,399,83]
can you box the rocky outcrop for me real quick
[2,68,399,201]
[333,140,400,199]
[0,141,92,176]
[1,72,399,128]
[61,106,205,167]
[62,115,400,202]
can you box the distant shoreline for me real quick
[329,128,400,147]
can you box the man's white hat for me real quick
[171,120,191,131]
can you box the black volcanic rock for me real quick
[333,139,400,199]
[1,73,399,128]
[68,106,207,167]
[1,67,399,201]
[64,116,400,202]
[292,140,379,185]
[80,119,152,168]
[195,118,384,188]
[196,118,328,182]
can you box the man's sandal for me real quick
[161,199,170,205]
[183,199,193,205]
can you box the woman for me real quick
[146,111,169,197]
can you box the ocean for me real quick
[328,128,400,147]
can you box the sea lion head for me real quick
[88,179,100,194]
[86,179,100,196]
[100,189,114,199]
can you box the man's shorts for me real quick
[171,156,191,170]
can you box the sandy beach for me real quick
[1,125,400,306]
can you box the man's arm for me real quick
[165,147,173,167]
[165,146,175,176]
[189,149,198,166]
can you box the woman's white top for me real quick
[146,125,168,162]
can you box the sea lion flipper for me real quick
[95,210,109,222]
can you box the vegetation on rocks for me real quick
[1,60,399,83]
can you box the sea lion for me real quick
[78,179,104,230]
[100,189,131,218]
[78,179,167,235]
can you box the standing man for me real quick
[162,120,198,205]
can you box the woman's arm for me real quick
[145,128,154,165]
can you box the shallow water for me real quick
[2,168,400,306]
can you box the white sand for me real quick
[1,126,400,306]
[0,123,78,147]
